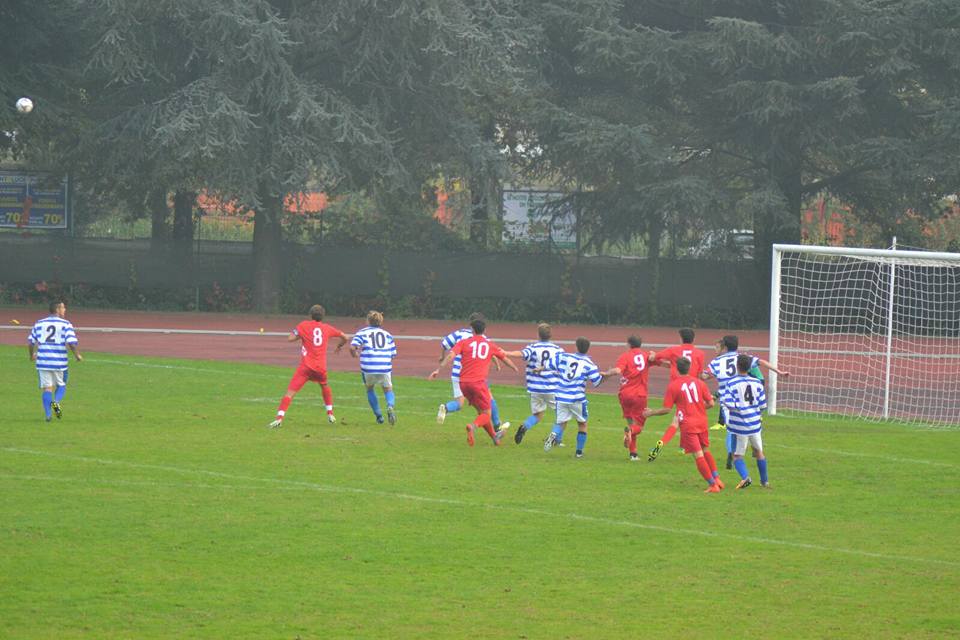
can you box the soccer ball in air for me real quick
[15,97,34,114]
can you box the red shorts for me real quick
[680,429,709,454]
[618,393,647,425]
[460,381,492,412]
[287,363,328,392]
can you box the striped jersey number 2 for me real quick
[469,341,490,359]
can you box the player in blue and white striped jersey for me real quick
[538,337,605,458]
[720,354,771,489]
[435,312,504,430]
[350,310,398,424]
[501,323,564,445]
[704,334,788,468]
[27,300,82,422]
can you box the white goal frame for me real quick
[769,243,960,426]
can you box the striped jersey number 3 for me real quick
[469,341,489,359]
[565,360,580,380]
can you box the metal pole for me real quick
[768,245,782,415]
[883,236,897,419]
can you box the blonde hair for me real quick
[367,310,384,327]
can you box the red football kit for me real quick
[286,320,344,391]
[615,348,653,423]
[451,335,505,411]
[663,374,712,453]
[655,343,706,380]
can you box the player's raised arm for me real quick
[757,358,789,378]
[601,365,622,377]
[497,354,520,374]
[429,350,456,380]
[643,405,671,418]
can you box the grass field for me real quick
[1,344,958,639]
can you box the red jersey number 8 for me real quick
[313,328,324,346]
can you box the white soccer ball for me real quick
[16,97,34,114]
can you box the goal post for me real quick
[769,243,960,427]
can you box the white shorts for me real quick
[362,372,392,388]
[733,432,764,456]
[529,392,555,414]
[556,401,588,425]
[38,369,66,388]
[451,378,462,398]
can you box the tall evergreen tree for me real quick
[75,0,531,309]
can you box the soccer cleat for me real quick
[709,423,726,431]
[268,419,282,429]
[714,476,725,490]
[514,425,527,444]
[327,413,337,424]
[623,428,630,449]
[543,432,557,452]
[493,429,505,446]
[736,477,752,490]
[52,402,62,419]
[465,424,476,447]
[704,483,721,494]
[437,403,447,424]
[726,453,733,470]
[648,439,663,461]
[45,416,52,423]
[761,482,772,489]
[387,407,396,425]
[629,453,639,461]
[575,450,584,458]
[376,415,385,424]
[499,421,511,433]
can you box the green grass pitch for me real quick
[1,345,958,639]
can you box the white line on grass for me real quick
[3,446,957,569]
[769,443,959,469]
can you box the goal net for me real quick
[769,244,960,427]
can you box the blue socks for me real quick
[726,432,735,454]
[384,389,395,408]
[366,388,382,418]
[490,397,501,427]
[522,415,539,431]
[576,431,587,453]
[734,458,749,480]
[54,385,66,403]
[551,424,564,440]
[42,390,53,419]
[445,400,461,413]
[757,459,768,484]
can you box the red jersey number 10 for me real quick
[469,341,489,359]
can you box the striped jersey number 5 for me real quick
[724,356,736,376]
[469,341,489,359]
[681,381,700,404]
[312,328,324,346]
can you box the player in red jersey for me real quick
[601,335,656,461]
[649,328,707,457]
[268,304,347,428]
[644,357,723,493]
[429,318,519,446]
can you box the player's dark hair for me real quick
[538,323,551,340]
[468,311,485,323]
[48,300,63,313]
[676,356,691,375]
[679,328,694,344]
[309,304,325,321]
[575,336,590,354]
[367,310,383,327]
[737,353,753,373]
[722,335,739,352]
[627,335,642,348]
[471,319,486,334]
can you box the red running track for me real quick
[0,306,770,398]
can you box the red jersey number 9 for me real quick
[632,354,646,370]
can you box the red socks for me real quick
[628,424,642,454]
[661,424,678,445]
[276,396,292,417]
[472,413,497,439]
[703,450,718,475]
[695,456,713,482]
[321,384,333,408]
